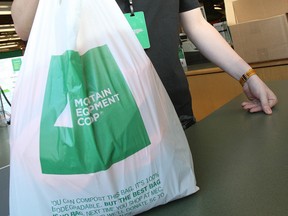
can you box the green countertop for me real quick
[140,80,288,216]
[0,126,9,168]
[0,126,9,216]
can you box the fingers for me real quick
[241,97,276,114]
[241,101,263,113]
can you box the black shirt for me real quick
[116,0,200,119]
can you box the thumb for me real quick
[260,94,272,114]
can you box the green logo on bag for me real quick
[40,45,150,175]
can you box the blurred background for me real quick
[0,0,227,57]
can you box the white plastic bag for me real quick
[9,0,198,215]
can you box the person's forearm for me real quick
[180,8,251,81]
[11,0,39,41]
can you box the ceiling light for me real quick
[0,28,15,33]
[0,2,12,15]
[0,44,18,50]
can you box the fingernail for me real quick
[265,108,272,114]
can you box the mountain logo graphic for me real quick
[40,45,150,175]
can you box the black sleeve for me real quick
[179,0,201,13]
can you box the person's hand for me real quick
[241,75,277,114]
